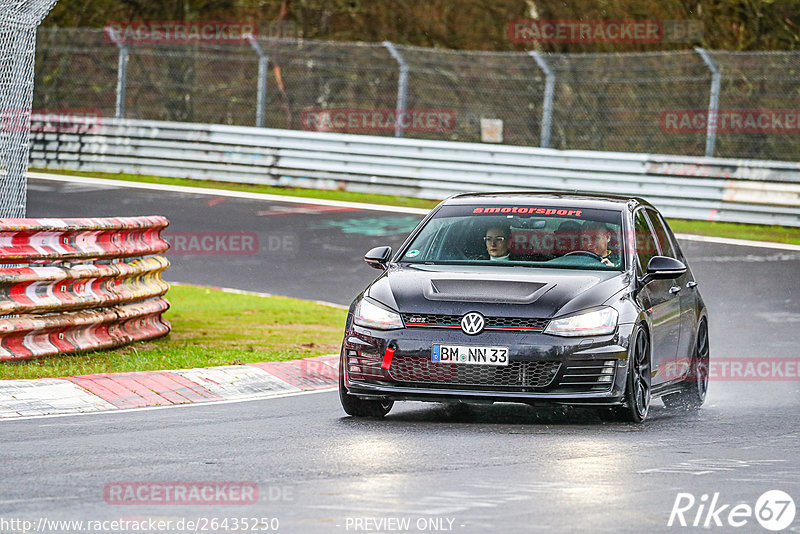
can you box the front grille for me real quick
[556,360,616,392]
[402,313,548,332]
[389,355,561,389]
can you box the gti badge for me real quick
[461,312,485,335]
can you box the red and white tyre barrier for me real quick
[0,216,171,360]
[0,256,169,315]
[0,297,170,360]
[0,216,169,263]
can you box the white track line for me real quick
[168,281,349,310]
[673,233,800,252]
[0,387,337,422]
[28,172,430,215]
[29,171,800,251]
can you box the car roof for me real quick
[443,191,652,211]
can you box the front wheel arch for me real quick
[338,352,394,418]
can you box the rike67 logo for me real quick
[668,490,796,531]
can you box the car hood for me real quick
[366,264,629,319]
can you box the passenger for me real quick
[483,225,513,261]
[581,221,619,266]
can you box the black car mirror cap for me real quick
[364,246,393,270]
[643,255,687,282]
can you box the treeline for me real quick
[43,0,800,51]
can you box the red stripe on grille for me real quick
[484,326,544,331]
[405,324,461,328]
[405,324,543,331]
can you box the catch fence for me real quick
[32,28,800,162]
[0,0,58,216]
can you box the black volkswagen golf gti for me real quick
[339,193,709,422]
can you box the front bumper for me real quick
[342,323,635,406]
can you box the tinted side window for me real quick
[646,209,677,259]
[634,209,658,274]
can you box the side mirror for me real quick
[364,246,392,270]
[643,255,687,282]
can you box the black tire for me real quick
[605,326,651,423]
[338,356,393,418]
[663,320,709,411]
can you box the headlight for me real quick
[353,298,404,330]
[544,307,618,337]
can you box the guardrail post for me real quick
[247,34,268,128]
[695,47,721,158]
[383,41,409,138]
[529,51,555,149]
[105,27,128,119]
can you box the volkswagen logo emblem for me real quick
[461,312,485,335]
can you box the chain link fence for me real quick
[33,28,800,162]
[0,1,58,217]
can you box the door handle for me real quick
[686,281,697,289]
[669,286,681,294]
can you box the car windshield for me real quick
[400,203,625,271]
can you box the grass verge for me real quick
[31,168,800,245]
[30,168,439,211]
[668,219,800,245]
[0,284,347,381]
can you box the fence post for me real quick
[529,51,554,149]
[383,41,409,138]
[0,0,59,217]
[105,27,128,119]
[694,47,721,158]
[246,34,268,128]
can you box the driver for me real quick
[580,221,619,266]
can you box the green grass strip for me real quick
[0,284,347,380]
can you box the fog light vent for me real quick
[557,360,617,391]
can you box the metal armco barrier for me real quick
[0,257,169,315]
[0,216,171,361]
[0,298,170,360]
[0,216,169,262]
[30,117,800,227]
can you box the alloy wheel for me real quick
[631,328,651,419]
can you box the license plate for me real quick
[431,344,509,366]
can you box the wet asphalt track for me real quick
[1,176,798,533]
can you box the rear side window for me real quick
[646,209,677,259]
[633,209,658,274]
